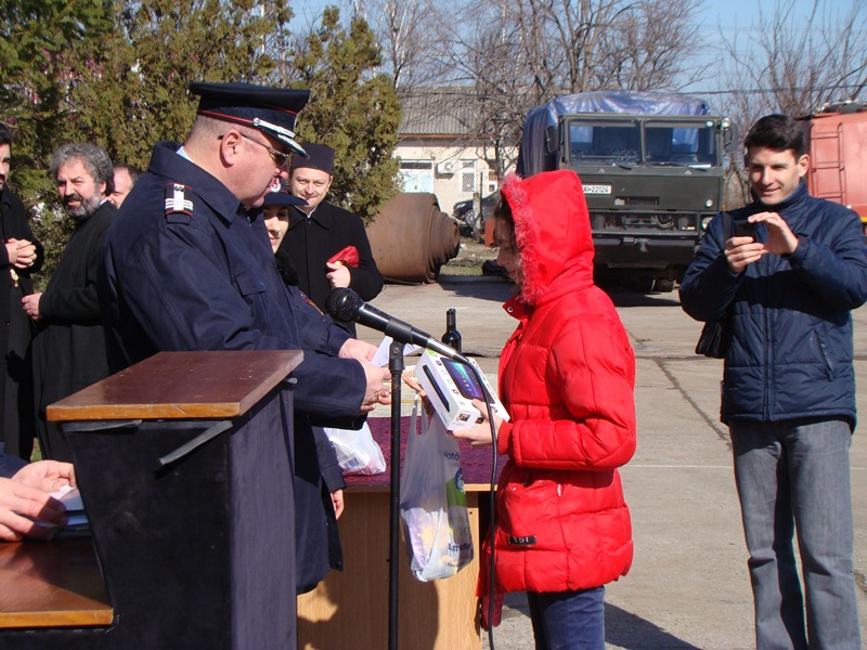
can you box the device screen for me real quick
[733,220,755,238]
[442,359,492,402]
[423,364,450,412]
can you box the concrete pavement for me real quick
[356,277,867,649]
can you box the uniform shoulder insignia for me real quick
[164,183,194,218]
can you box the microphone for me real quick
[326,288,470,364]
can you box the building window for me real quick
[400,160,433,171]
[398,160,434,193]
[461,160,475,193]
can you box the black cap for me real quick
[190,82,310,157]
[291,142,335,174]
[263,179,306,207]
[263,190,306,207]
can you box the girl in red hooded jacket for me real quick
[454,170,636,649]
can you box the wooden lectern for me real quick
[0,350,302,650]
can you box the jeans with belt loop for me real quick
[730,417,860,650]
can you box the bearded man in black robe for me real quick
[23,143,115,460]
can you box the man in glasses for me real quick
[103,81,387,402]
[100,82,391,601]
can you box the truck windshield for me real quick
[568,121,641,166]
[645,122,717,167]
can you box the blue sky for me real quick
[686,0,816,91]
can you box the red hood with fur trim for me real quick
[484,170,636,596]
[500,170,594,305]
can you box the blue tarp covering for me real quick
[518,91,713,176]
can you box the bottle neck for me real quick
[442,309,461,352]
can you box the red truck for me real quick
[804,102,867,234]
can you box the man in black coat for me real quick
[0,124,43,461]
[23,143,115,461]
[280,143,383,334]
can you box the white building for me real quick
[395,89,516,215]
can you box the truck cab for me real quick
[519,92,733,290]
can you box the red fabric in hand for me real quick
[327,245,360,268]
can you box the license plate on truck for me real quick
[583,184,612,195]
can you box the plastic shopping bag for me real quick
[323,421,386,476]
[399,399,474,581]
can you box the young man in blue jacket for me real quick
[681,114,866,649]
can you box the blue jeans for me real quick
[730,418,860,650]
[526,587,605,650]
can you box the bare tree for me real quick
[350,0,447,92]
[534,0,624,94]
[316,0,708,183]
[424,0,707,178]
[721,0,866,129]
[596,0,707,91]
[429,4,531,177]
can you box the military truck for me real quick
[517,91,734,291]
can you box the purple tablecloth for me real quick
[345,416,506,490]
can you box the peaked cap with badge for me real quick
[160,84,312,219]
[190,82,310,158]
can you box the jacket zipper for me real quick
[817,336,833,379]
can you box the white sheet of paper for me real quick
[49,484,84,512]
[31,485,87,529]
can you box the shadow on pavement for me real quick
[437,278,517,303]
[605,603,702,649]
[604,289,681,308]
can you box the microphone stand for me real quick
[387,339,404,650]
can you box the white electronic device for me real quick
[415,350,509,431]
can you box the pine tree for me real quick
[69,0,294,170]
[0,0,114,280]
[1,0,293,280]
[1,1,402,279]
[283,7,401,223]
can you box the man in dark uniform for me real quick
[101,83,390,599]
[279,143,383,334]
[0,123,43,461]
[24,142,115,461]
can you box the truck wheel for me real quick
[653,279,675,293]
